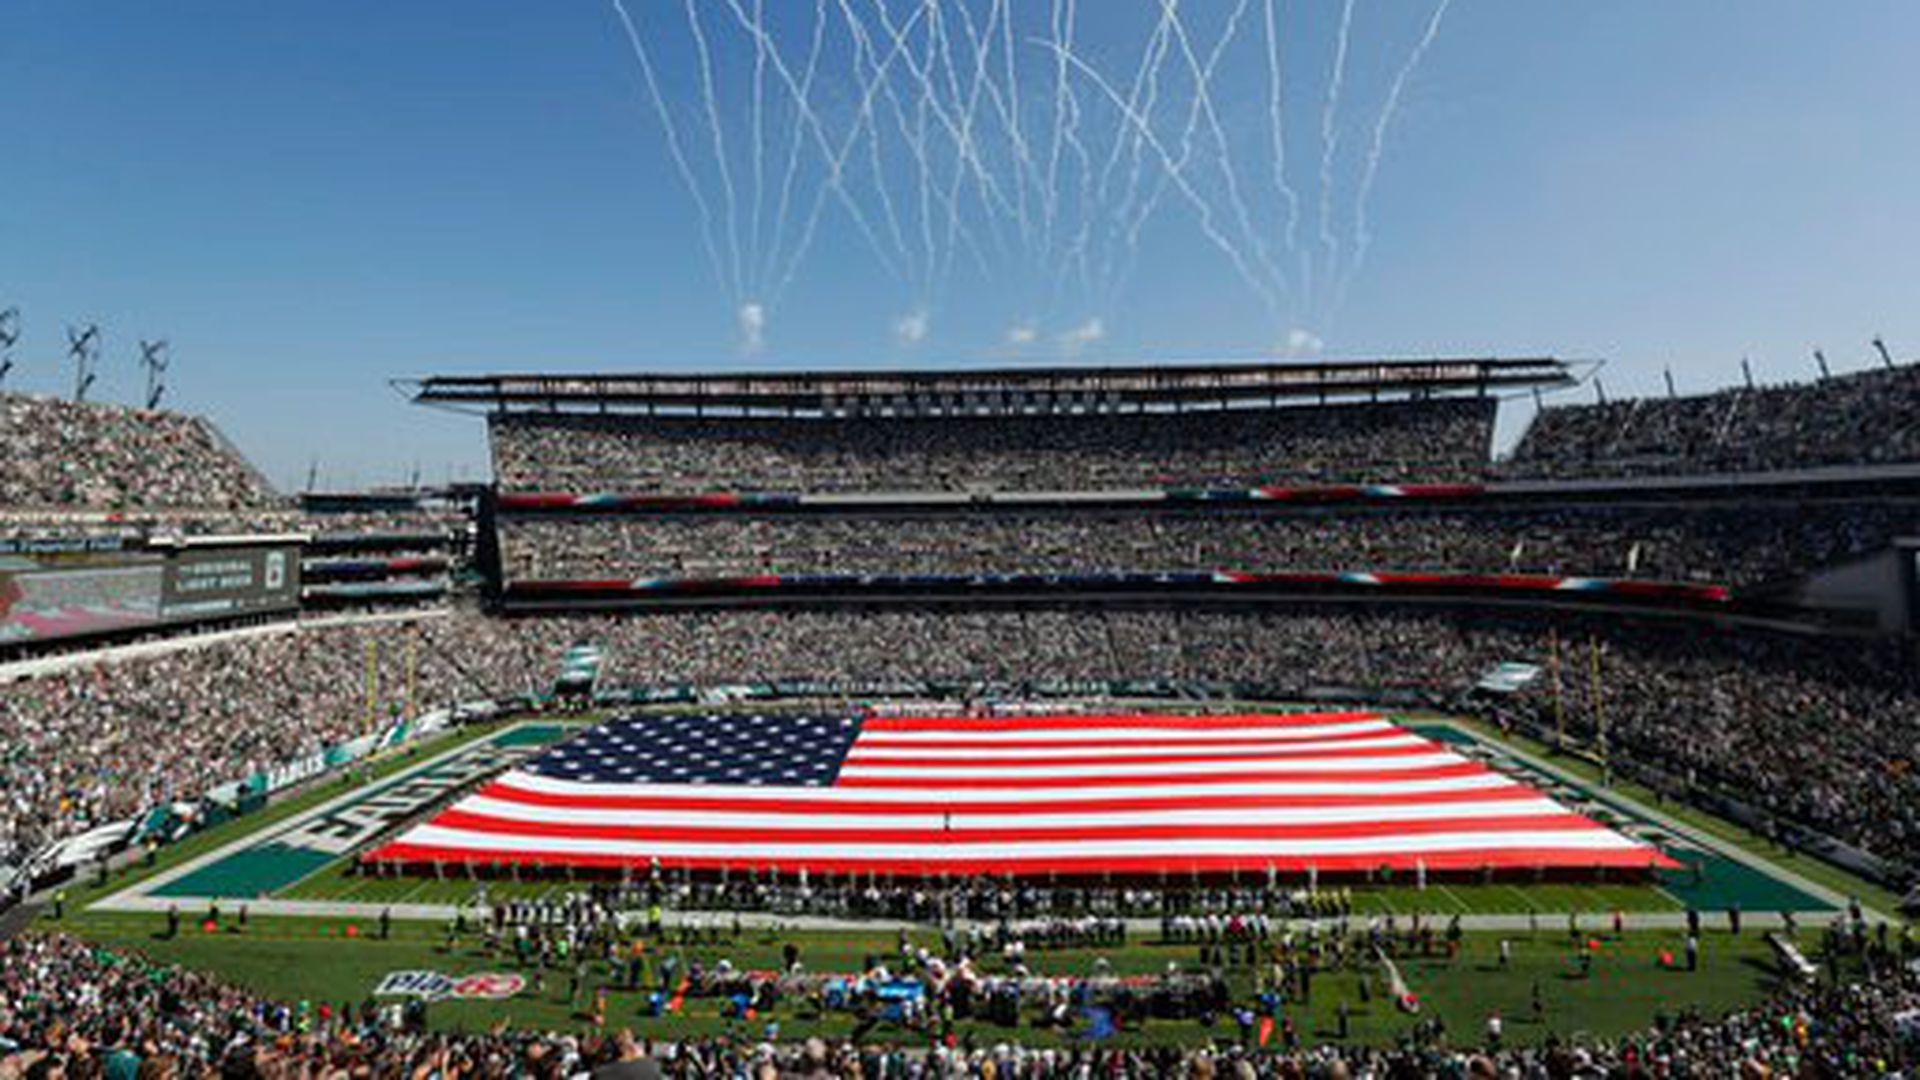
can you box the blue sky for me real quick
[2,1,1916,488]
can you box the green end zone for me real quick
[113,723,572,905]
[1407,722,1832,917]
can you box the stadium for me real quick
[5,3,1920,1076]
[2,352,1918,1074]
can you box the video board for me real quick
[0,542,301,647]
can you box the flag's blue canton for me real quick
[524,713,863,787]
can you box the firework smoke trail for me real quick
[609,0,728,307]
[1089,2,1176,302]
[832,0,942,288]
[837,0,943,288]
[861,0,1021,262]
[1109,0,1260,311]
[913,2,939,288]
[1055,0,1100,299]
[682,0,746,301]
[1108,6,1213,307]
[950,0,1039,261]
[1041,0,1073,268]
[933,0,981,290]
[1035,37,1281,314]
[940,0,1029,272]
[762,0,828,292]
[769,0,933,303]
[1033,0,1109,300]
[1160,0,1286,308]
[1094,2,1176,207]
[1339,0,1453,312]
[843,0,997,286]
[722,0,911,294]
[859,10,918,286]
[1263,0,1303,276]
[996,0,1037,257]
[1314,0,1356,316]
[933,0,1013,291]
[750,0,766,292]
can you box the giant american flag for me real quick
[367,711,1674,876]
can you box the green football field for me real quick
[51,909,1818,1048]
[37,707,1904,1048]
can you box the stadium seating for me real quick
[490,399,1497,493]
[0,393,278,509]
[497,501,1920,586]
[1508,363,1920,477]
[11,608,1914,883]
[7,367,1920,1072]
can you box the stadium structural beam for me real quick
[396,356,1579,418]
[0,307,18,388]
[66,323,100,403]
[139,339,170,410]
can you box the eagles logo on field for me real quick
[373,970,526,1001]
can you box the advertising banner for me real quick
[161,546,299,620]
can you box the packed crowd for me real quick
[11,606,1920,883]
[5,603,1917,894]
[0,393,277,510]
[489,401,1498,494]
[3,920,1917,1077]
[444,608,1920,868]
[1508,363,1920,478]
[489,365,1920,494]
[498,500,1919,586]
[0,616,502,880]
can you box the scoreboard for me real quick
[162,546,297,621]
[0,540,301,648]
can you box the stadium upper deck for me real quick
[406,355,1570,415]
[425,357,1557,493]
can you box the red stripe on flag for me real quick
[848,729,1412,752]
[363,844,1681,876]
[842,743,1440,769]
[859,711,1379,732]
[422,809,1609,846]
[475,780,1540,816]
[833,762,1494,789]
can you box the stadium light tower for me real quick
[139,339,170,410]
[0,307,19,389]
[66,324,100,403]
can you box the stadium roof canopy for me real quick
[400,356,1576,417]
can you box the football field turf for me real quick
[52,909,1806,1048]
[41,708,1898,1048]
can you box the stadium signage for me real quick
[274,741,540,855]
[0,535,125,555]
[160,546,297,619]
[373,970,525,1001]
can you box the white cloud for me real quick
[737,302,767,353]
[1006,322,1039,346]
[1057,317,1105,354]
[892,308,930,347]
[1285,327,1325,356]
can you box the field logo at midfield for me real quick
[373,971,526,1001]
[276,741,539,856]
